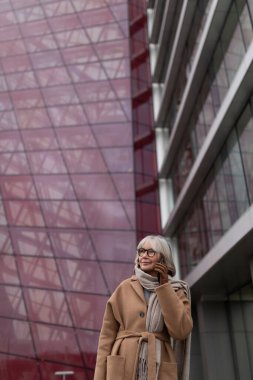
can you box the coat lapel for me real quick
[130,275,145,304]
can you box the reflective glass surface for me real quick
[177,100,253,276]
[172,0,253,200]
[0,0,151,378]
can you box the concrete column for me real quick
[196,298,236,380]
[190,307,204,380]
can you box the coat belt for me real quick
[115,330,169,380]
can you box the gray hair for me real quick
[135,234,176,277]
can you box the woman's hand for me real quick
[154,262,169,285]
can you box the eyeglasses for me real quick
[137,248,158,257]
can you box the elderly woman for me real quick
[94,235,193,380]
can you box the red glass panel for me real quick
[22,129,59,151]
[84,100,128,123]
[102,147,133,172]
[76,81,116,103]
[102,262,133,293]
[10,89,44,109]
[0,354,40,380]
[48,104,88,127]
[0,318,35,357]
[0,199,7,225]
[71,174,118,200]
[63,149,107,173]
[0,176,37,199]
[0,256,20,285]
[90,229,136,261]
[0,3,12,12]
[92,122,132,147]
[34,175,76,200]
[95,39,129,60]
[0,76,8,92]
[15,5,44,23]
[111,78,131,98]
[0,111,18,131]
[79,8,114,27]
[55,29,89,48]
[43,2,75,18]
[0,228,13,254]
[41,200,85,228]
[4,200,45,227]
[6,71,38,91]
[24,288,72,326]
[57,259,108,294]
[62,45,98,64]
[30,50,63,69]
[0,92,12,110]
[19,18,51,37]
[77,329,99,368]
[104,58,130,79]
[27,151,67,174]
[42,85,79,106]
[49,230,95,260]
[123,200,136,228]
[49,14,81,33]
[36,66,71,87]
[68,62,107,83]
[0,285,27,319]
[86,23,125,43]
[16,257,61,289]
[16,108,51,129]
[25,34,58,53]
[31,323,83,366]
[56,127,96,149]
[81,200,133,229]
[2,54,31,74]
[67,293,107,329]
[11,229,53,257]
[111,4,129,20]
[0,40,26,58]
[136,202,161,235]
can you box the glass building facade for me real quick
[148,0,253,379]
[0,0,160,378]
[1,0,253,379]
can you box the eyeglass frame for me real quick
[137,247,160,257]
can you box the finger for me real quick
[154,267,167,276]
[154,263,167,272]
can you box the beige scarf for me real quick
[134,266,191,380]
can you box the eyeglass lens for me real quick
[137,248,156,257]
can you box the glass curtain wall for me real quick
[129,0,161,240]
[0,1,140,379]
[177,100,253,276]
[171,0,253,200]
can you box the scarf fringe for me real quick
[137,357,159,380]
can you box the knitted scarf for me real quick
[134,266,191,380]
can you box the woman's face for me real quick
[138,240,161,277]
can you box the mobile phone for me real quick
[157,258,164,282]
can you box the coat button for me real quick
[139,312,145,318]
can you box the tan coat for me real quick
[94,275,193,380]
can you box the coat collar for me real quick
[130,275,145,304]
